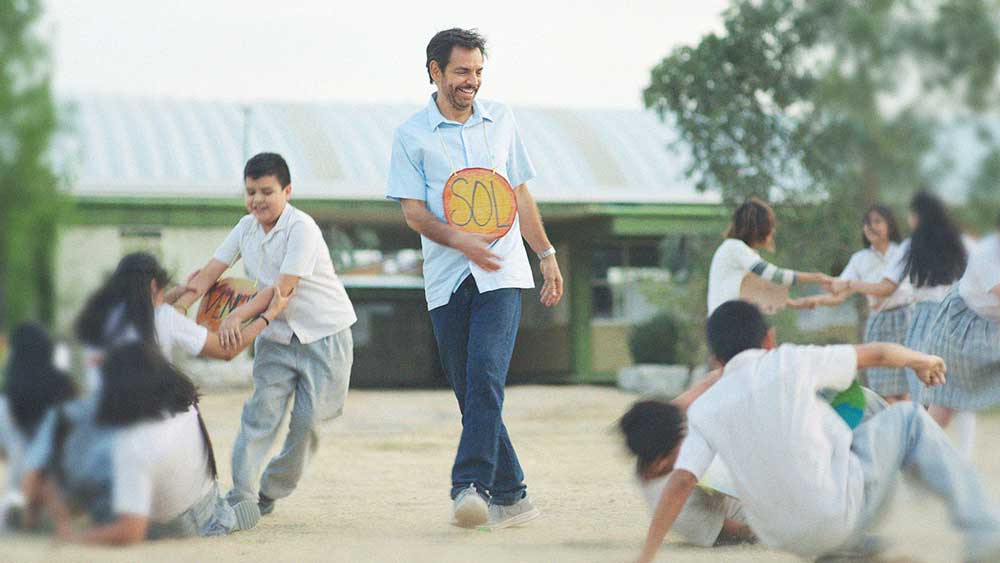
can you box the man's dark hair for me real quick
[425,28,487,84]
[618,399,685,475]
[244,152,291,188]
[707,300,770,363]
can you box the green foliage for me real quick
[629,312,693,366]
[0,0,66,331]
[645,0,1000,278]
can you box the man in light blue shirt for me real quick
[386,28,563,529]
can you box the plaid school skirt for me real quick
[904,301,943,401]
[920,287,1000,410]
[861,305,912,396]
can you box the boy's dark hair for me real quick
[724,197,776,247]
[902,190,966,288]
[244,152,291,188]
[75,252,170,349]
[98,342,218,479]
[862,204,902,248]
[4,323,76,437]
[425,28,487,84]
[707,300,770,363]
[619,399,685,475]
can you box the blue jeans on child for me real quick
[429,275,526,506]
[847,402,1000,560]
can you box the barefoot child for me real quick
[634,300,1000,562]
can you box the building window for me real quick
[591,240,667,322]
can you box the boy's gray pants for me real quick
[227,328,353,503]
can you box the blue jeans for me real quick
[848,402,1000,559]
[430,275,526,506]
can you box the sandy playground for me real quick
[3,384,999,562]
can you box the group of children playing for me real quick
[623,193,1000,560]
[0,152,356,544]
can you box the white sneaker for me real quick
[487,495,540,529]
[450,485,488,528]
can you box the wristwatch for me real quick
[537,246,556,260]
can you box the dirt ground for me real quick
[3,385,998,562]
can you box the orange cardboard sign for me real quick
[442,167,517,238]
[196,277,258,332]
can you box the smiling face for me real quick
[863,209,890,247]
[431,46,484,115]
[245,174,291,231]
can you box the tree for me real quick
[0,0,64,331]
[644,0,1000,277]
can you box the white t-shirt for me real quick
[839,244,910,311]
[214,204,357,345]
[882,239,951,303]
[112,406,214,522]
[959,234,1000,322]
[707,239,763,315]
[674,344,863,556]
[83,304,208,392]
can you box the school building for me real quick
[54,95,728,386]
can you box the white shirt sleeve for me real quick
[213,219,246,266]
[161,305,208,357]
[787,344,858,393]
[280,221,321,277]
[838,252,862,282]
[673,428,716,479]
[112,432,154,517]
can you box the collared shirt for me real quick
[674,344,863,557]
[214,204,357,344]
[386,95,536,310]
[839,242,911,311]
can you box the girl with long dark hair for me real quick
[791,205,913,401]
[46,343,256,543]
[0,323,76,526]
[834,192,968,403]
[20,252,291,531]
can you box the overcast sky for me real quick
[42,0,729,109]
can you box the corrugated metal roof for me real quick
[57,96,719,204]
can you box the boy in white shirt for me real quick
[179,153,357,516]
[630,300,1000,562]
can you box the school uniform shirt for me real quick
[214,204,357,344]
[674,344,862,556]
[707,239,796,315]
[112,407,213,523]
[882,239,951,303]
[83,303,209,392]
[385,96,536,311]
[959,234,1000,322]
[838,243,911,310]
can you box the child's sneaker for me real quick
[487,495,540,529]
[258,493,276,516]
[450,485,488,528]
[231,499,261,531]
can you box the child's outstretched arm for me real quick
[173,259,230,312]
[670,369,722,412]
[217,275,300,349]
[638,469,699,563]
[855,343,946,387]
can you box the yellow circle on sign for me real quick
[196,277,259,332]
[442,167,518,238]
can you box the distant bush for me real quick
[629,312,697,366]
